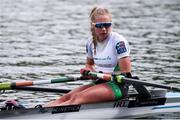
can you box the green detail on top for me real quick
[116,75,124,83]
[0,82,11,90]
[51,77,69,83]
[89,72,98,77]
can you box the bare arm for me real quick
[118,56,131,73]
[85,57,96,71]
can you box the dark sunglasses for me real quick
[93,22,112,28]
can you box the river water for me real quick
[0,0,180,119]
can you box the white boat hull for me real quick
[1,92,180,119]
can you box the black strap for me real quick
[131,76,151,98]
[120,72,132,78]
[117,73,151,98]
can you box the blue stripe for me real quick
[153,105,180,110]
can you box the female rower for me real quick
[45,6,131,107]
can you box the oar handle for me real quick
[80,70,125,82]
[80,69,112,81]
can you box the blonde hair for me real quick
[89,6,112,54]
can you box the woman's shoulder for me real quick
[111,32,130,56]
[111,32,127,43]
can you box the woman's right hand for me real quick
[80,67,97,80]
[80,67,92,75]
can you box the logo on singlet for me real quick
[116,41,127,54]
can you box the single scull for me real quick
[0,72,180,119]
[0,91,180,119]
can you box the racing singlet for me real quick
[86,32,130,73]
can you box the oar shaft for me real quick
[14,86,71,93]
[0,76,81,90]
[83,71,180,92]
[84,71,111,81]
[122,77,180,92]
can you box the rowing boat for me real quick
[0,71,180,119]
[1,90,180,119]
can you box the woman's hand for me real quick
[80,67,93,75]
[80,67,97,80]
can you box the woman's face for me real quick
[93,15,112,42]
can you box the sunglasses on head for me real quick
[93,22,112,28]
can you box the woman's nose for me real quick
[101,27,106,31]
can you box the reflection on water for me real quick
[0,0,180,119]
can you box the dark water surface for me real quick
[0,0,180,119]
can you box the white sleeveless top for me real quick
[86,32,130,73]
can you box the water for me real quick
[0,0,180,119]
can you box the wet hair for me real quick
[89,6,112,54]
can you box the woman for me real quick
[45,6,131,107]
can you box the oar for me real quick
[81,70,180,92]
[14,86,71,93]
[0,76,85,90]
